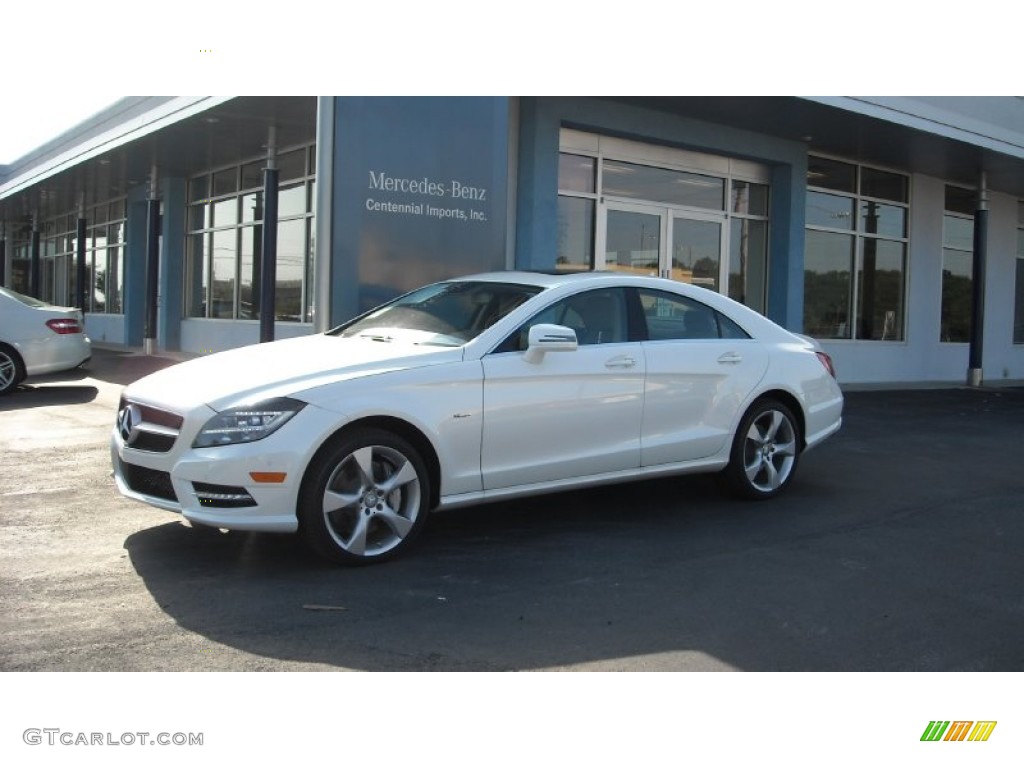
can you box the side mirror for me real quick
[523,324,578,364]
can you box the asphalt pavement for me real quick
[1,346,1023,671]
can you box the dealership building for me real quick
[1,96,1022,385]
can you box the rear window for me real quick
[0,286,48,308]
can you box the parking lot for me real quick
[1,348,1023,671]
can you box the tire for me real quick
[724,399,801,500]
[0,344,25,396]
[299,428,432,565]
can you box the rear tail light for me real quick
[46,318,82,335]
[815,351,837,379]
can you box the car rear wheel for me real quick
[0,344,25,395]
[300,428,431,565]
[725,399,800,499]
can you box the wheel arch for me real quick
[748,389,807,451]
[300,415,443,510]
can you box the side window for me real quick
[716,311,751,339]
[494,288,629,352]
[638,289,749,340]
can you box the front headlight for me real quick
[192,397,306,448]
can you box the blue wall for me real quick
[515,97,808,330]
[330,97,510,325]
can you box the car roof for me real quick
[453,270,650,289]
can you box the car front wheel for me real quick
[299,428,431,565]
[725,399,801,499]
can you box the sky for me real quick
[0,96,123,164]
[2,2,1015,166]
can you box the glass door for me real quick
[599,202,665,276]
[599,202,726,289]
[668,214,724,291]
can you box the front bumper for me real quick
[111,403,332,533]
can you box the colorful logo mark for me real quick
[921,721,997,742]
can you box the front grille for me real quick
[120,459,178,502]
[117,398,183,453]
[130,432,177,453]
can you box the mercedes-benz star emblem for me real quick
[117,404,142,445]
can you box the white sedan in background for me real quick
[0,287,92,395]
[111,272,843,564]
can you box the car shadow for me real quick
[0,383,99,410]
[82,351,182,386]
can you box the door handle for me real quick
[718,352,743,364]
[605,355,637,369]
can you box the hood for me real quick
[123,334,463,411]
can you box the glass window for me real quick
[945,185,975,216]
[806,191,855,230]
[212,168,237,197]
[941,195,974,344]
[186,233,208,317]
[241,161,264,190]
[638,289,724,340]
[1013,256,1024,345]
[188,203,210,231]
[860,201,906,238]
[804,230,854,339]
[91,251,106,313]
[605,209,660,273]
[804,157,909,341]
[276,218,306,321]
[729,218,767,314]
[522,288,629,346]
[671,217,721,291]
[556,197,594,272]
[278,184,307,218]
[730,181,768,216]
[603,160,724,210]
[210,229,236,319]
[943,215,973,251]
[239,225,262,320]
[184,143,316,322]
[241,192,264,224]
[941,249,972,342]
[107,247,122,313]
[807,156,856,193]
[189,176,209,202]
[857,239,905,340]
[342,281,543,347]
[558,153,596,194]
[861,167,908,203]
[277,149,306,183]
[212,198,237,228]
[1014,207,1024,344]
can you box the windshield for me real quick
[332,281,542,347]
[0,286,48,308]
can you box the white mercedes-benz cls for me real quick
[112,272,842,564]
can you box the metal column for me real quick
[967,174,988,387]
[144,167,161,355]
[0,223,6,288]
[76,204,87,312]
[259,127,279,343]
[29,217,41,298]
